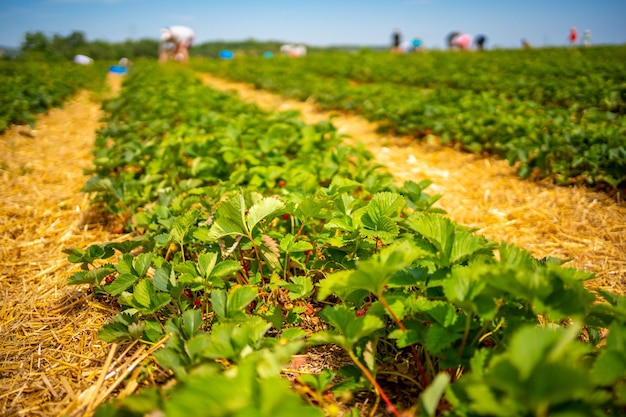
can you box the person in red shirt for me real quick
[569,27,578,46]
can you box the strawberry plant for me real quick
[191,46,626,190]
[67,62,626,416]
[0,60,108,132]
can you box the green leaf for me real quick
[324,215,355,232]
[98,322,135,342]
[444,266,497,318]
[389,322,426,348]
[153,266,173,292]
[211,260,242,280]
[197,251,218,278]
[295,195,331,220]
[131,278,171,315]
[508,325,581,380]
[185,333,212,361]
[104,239,144,254]
[318,305,384,350]
[359,215,399,244]
[182,308,202,340]
[367,192,405,221]
[298,368,336,392]
[128,321,146,340]
[406,213,455,255]
[317,239,425,299]
[153,347,187,374]
[450,230,495,264]
[420,373,450,417]
[63,247,87,264]
[414,298,458,328]
[104,273,139,296]
[591,349,626,386]
[306,330,348,348]
[280,234,314,253]
[81,176,116,195]
[133,278,153,308]
[168,209,200,245]
[64,244,115,265]
[67,271,90,286]
[133,253,153,278]
[68,266,116,286]
[116,253,136,275]
[229,285,258,313]
[204,218,246,241]
[246,196,285,232]
[211,290,228,319]
[425,324,462,353]
[280,276,314,300]
[211,286,257,320]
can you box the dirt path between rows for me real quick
[199,73,626,295]
[0,76,126,416]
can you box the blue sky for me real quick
[1,0,625,50]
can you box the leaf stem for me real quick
[457,313,473,360]
[250,240,265,284]
[378,293,429,387]
[347,350,401,417]
[238,246,250,284]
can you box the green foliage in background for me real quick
[191,45,626,190]
[0,60,108,133]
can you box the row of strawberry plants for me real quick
[0,60,109,133]
[190,52,626,190]
[280,47,626,114]
[68,62,626,416]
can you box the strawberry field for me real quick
[192,46,626,191]
[2,47,626,417]
[0,61,107,133]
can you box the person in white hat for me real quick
[159,25,195,63]
[73,54,93,65]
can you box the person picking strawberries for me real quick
[159,25,195,63]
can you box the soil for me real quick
[0,70,624,416]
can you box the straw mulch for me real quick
[0,74,154,417]
[200,73,626,296]
[0,70,623,417]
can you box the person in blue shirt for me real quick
[475,34,487,51]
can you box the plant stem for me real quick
[457,313,473,360]
[378,293,429,387]
[238,246,250,284]
[347,350,401,417]
[248,233,265,284]
[294,219,306,241]
[283,252,290,281]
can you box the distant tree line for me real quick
[15,31,160,61]
[4,30,362,62]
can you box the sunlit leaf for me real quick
[246,196,285,232]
